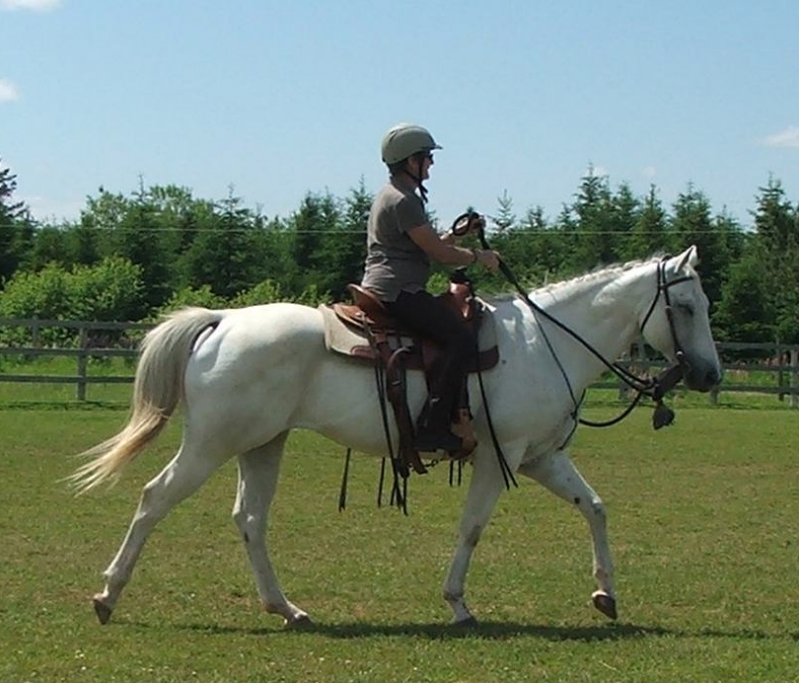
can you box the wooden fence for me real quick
[0,318,149,401]
[1,318,799,405]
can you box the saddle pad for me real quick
[319,299,499,359]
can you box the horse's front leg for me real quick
[518,448,617,620]
[443,443,525,625]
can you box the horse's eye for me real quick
[676,302,694,318]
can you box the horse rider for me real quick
[360,122,500,454]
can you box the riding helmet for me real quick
[380,123,442,164]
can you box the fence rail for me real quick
[1,318,798,404]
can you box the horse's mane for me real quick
[486,252,666,303]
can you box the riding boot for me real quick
[413,394,463,454]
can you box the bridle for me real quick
[637,259,694,401]
[578,258,693,430]
[454,211,693,431]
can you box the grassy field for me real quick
[1,402,799,682]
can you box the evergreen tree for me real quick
[554,204,581,277]
[670,185,729,306]
[626,185,671,259]
[29,224,68,270]
[111,188,173,313]
[490,205,551,289]
[66,217,102,267]
[608,182,641,261]
[751,178,799,342]
[714,244,773,345]
[753,176,796,253]
[247,215,295,294]
[336,181,371,297]
[493,190,516,233]
[182,188,260,299]
[0,160,34,286]
[570,168,616,269]
[286,191,341,298]
[0,160,25,220]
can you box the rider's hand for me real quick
[451,212,485,238]
[469,214,486,235]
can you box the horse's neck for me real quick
[532,263,652,387]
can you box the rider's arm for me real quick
[407,223,499,270]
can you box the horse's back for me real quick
[200,301,321,348]
[186,303,325,394]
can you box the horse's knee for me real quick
[231,507,256,543]
[575,495,606,522]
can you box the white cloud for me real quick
[763,126,799,149]
[0,0,61,11]
[641,166,657,180]
[0,78,19,104]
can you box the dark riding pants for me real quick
[383,290,475,431]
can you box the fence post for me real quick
[77,326,88,401]
[791,349,798,409]
[31,317,41,348]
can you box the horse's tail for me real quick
[70,307,224,494]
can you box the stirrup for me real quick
[413,429,463,454]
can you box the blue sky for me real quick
[1,0,797,229]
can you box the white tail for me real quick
[70,307,223,494]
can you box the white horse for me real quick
[72,245,721,627]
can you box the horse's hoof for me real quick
[93,596,113,625]
[451,616,478,628]
[592,591,617,620]
[284,614,313,630]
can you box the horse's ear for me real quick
[674,244,699,272]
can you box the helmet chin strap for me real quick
[402,161,428,203]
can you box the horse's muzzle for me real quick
[684,362,722,393]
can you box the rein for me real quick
[460,212,689,431]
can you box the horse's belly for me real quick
[297,355,429,456]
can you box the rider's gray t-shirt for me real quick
[361,178,430,302]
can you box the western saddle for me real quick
[326,277,499,478]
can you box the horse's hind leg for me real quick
[518,448,617,620]
[232,432,309,628]
[93,443,230,625]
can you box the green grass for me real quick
[1,404,799,681]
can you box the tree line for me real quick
[0,158,797,349]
